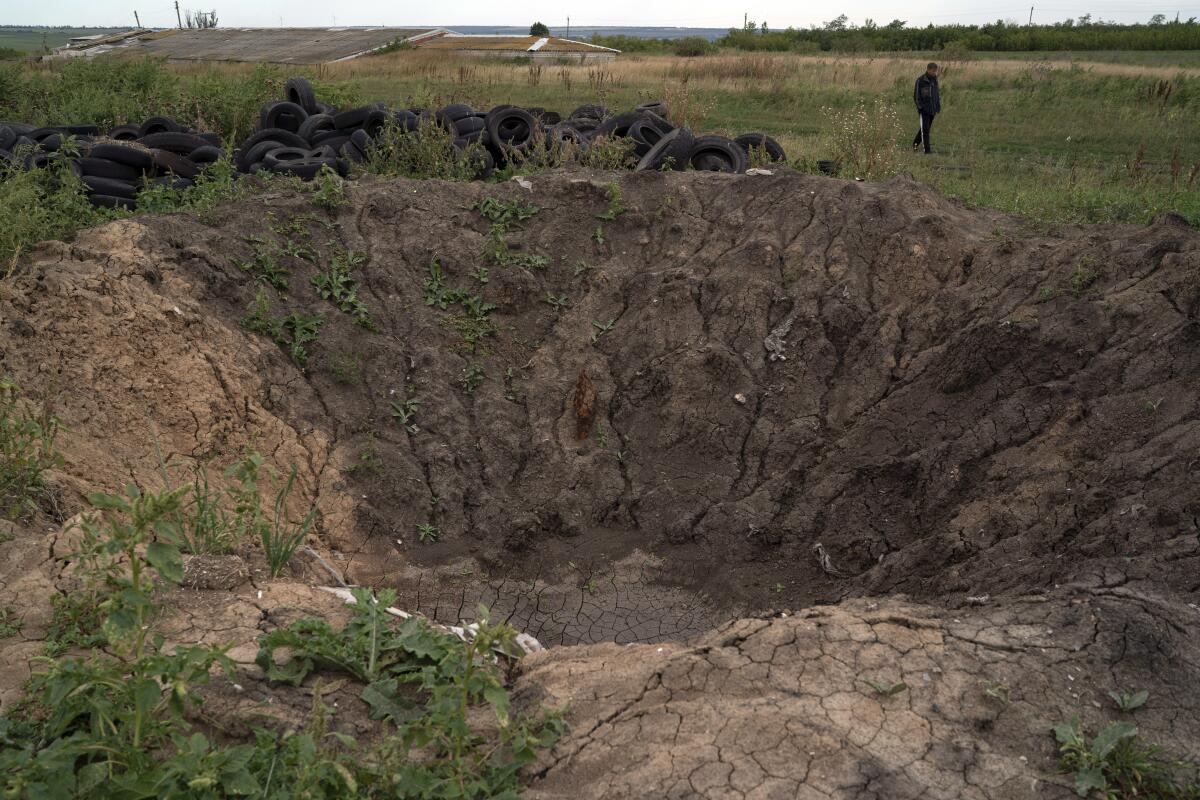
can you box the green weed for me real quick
[390,398,420,435]
[460,364,485,395]
[235,238,290,292]
[1054,716,1200,798]
[0,376,61,520]
[1109,689,1150,712]
[312,249,375,330]
[0,607,20,639]
[595,182,627,221]
[863,678,908,696]
[417,523,440,543]
[473,196,539,230]
[544,293,570,313]
[225,452,316,578]
[309,165,348,212]
[328,351,361,385]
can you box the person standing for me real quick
[912,62,941,154]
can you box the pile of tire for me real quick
[1,75,791,209]
[239,78,788,179]
[0,116,226,209]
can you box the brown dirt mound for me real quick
[1,167,1198,795]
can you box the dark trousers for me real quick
[912,111,935,153]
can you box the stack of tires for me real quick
[236,78,788,180]
[0,116,226,209]
[2,74,794,208]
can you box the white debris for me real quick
[734,392,747,404]
[745,168,774,176]
[320,586,545,655]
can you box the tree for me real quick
[1148,13,1166,24]
[530,22,550,36]
[824,14,849,31]
[185,9,218,28]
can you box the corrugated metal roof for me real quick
[111,27,439,64]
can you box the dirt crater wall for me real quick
[1,169,1198,644]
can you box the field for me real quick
[0,26,125,55]
[1,47,1200,799]
[5,49,1194,228]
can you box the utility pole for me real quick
[134,10,141,28]
[1028,5,1034,24]
[744,12,748,29]
[175,0,183,28]
[566,16,570,38]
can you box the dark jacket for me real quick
[914,73,941,115]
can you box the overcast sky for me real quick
[6,0,1195,30]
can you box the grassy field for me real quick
[0,27,125,55]
[331,51,1200,225]
[1,50,1198,231]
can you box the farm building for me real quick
[410,34,619,62]
[49,27,618,65]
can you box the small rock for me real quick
[734,393,747,404]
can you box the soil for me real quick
[0,167,1198,796]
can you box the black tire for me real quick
[636,99,669,118]
[734,133,787,163]
[349,128,373,152]
[82,175,139,199]
[528,108,562,126]
[107,124,141,141]
[64,124,100,136]
[236,128,308,171]
[569,104,608,121]
[453,116,486,136]
[268,158,336,180]
[485,107,538,150]
[77,156,144,181]
[150,149,199,179]
[688,135,749,173]
[359,109,389,138]
[547,123,589,152]
[198,132,222,147]
[437,103,474,124]
[139,116,182,136]
[139,131,208,155]
[393,109,419,133]
[635,127,695,172]
[0,121,36,136]
[457,143,494,181]
[642,111,674,134]
[311,132,350,150]
[28,127,63,143]
[593,112,642,140]
[146,175,195,190]
[260,101,309,133]
[340,140,367,164]
[262,146,312,168]
[188,145,224,165]
[89,143,155,170]
[298,113,335,142]
[0,125,14,151]
[21,152,55,171]
[456,128,490,146]
[239,140,287,172]
[333,105,378,131]
[315,102,336,115]
[284,76,319,114]
[628,118,667,150]
[89,194,137,210]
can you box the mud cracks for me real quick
[1,169,1198,797]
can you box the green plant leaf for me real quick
[146,541,184,584]
[1074,766,1107,797]
[1054,717,1084,746]
[1090,720,1137,760]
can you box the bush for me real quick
[674,37,716,57]
[822,97,902,180]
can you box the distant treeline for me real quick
[593,17,1200,54]
[719,17,1200,52]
